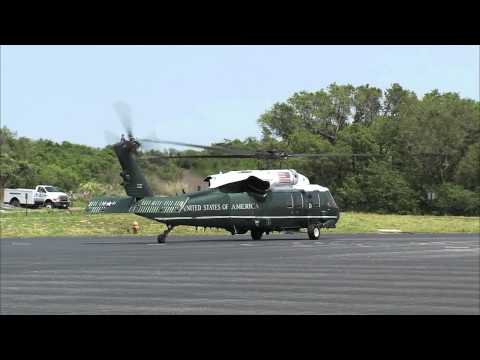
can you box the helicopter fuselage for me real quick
[86,140,340,241]
[95,186,339,235]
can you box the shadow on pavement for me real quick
[82,236,337,246]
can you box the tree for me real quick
[336,162,419,214]
[258,102,300,144]
[352,84,382,125]
[259,84,355,145]
[400,91,476,185]
[326,83,354,140]
[0,152,19,189]
[0,127,25,188]
[432,183,480,216]
[383,83,417,118]
[455,143,480,191]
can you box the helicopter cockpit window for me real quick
[326,191,337,208]
[320,191,338,208]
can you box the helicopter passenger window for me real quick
[287,193,293,208]
[292,192,303,208]
[312,191,320,208]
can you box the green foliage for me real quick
[432,183,480,216]
[258,84,356,144]
[383,83,417,118]
[258,102,301,143]
[336,162,419,214]
[455,143,480,191]
[2,82,479,216]
[352,84,382,124]
[78,181,124,200]
[1,127,185,195]
[337,123,380,155]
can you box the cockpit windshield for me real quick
[320,191,338,208]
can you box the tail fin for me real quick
[113,140,153,199]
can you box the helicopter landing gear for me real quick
[307,225,320,240]
[157,225,174,243]
[251,228,263,240]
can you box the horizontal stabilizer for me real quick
[86,196,135,214]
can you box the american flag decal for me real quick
[278,171,291,184]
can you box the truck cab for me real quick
[35,185,70,208]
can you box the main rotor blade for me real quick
[141,154,256,160]
[138,138,252,155]
[140,151,381,161]
[287,153,378,158]
[113,101,133,138]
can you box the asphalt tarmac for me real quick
[1,232,479,314]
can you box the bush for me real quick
[433,183,480,216]
[336,162,419,214]
[77,181,124,200]
[455,143,480,191]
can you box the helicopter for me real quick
[85,104,363,243]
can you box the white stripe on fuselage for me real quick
[153,215,338,221]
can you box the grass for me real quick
[336,212,479,234]
[0,207,225,238]
[0,207,478,238]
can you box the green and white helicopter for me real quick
[86,105,348,243]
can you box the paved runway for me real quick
[1,232,479,314]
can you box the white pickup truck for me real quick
[3,185,70,209]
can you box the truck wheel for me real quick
[307,225,320,240]
[251,229,263,240]
[45,201,53,209]
[10,198,20,207]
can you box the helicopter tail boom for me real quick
[86,196,135,214]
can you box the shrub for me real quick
[336,162,419,214]
[433,183,480,216]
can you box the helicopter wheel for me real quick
[251,229,263,240]
[307,225,320,240]
[157,234,166,243]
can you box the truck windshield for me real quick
[44,186,62,192]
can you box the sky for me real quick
[1,45,478,149]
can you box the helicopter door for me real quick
[305,191,319,210]
[291,191,307,226]
[306,191,321,225]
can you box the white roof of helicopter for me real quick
[205,169,330,192]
